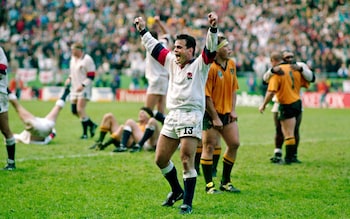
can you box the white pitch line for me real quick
[14,137,349,163]
[16,152,118,163]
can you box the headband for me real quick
[217,39,229,50]
[141,107,154,118]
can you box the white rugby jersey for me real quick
[296,61,314,82]
[0,46,9,94]
[69,54,96,90]
[141,29,217,113]
[144,37,169,86]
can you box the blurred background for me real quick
[0,0,349,100]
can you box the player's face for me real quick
[271,58,280,67]
[138,110,149,122]
[217,45,231,60]
[282,51,294,63]
[71,48,82,58]
[174,39,192,66]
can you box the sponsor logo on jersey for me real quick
[187,72,193,80]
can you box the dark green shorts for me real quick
[202,112,233,130]
[278,99,302,120]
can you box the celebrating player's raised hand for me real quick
[208,12,218,28]
[134,17,145,31]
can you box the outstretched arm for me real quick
[259,90,275,113]
[202,12,218,64]
[134,16,170,66]
[0,47,8,75]
[154,16,168,35]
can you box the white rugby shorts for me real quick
[271,102,279,113]
[26,117,55,138]
[161,109,203,140]
[0,92,9,113]
[70,87,92,101]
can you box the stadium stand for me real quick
[0,1,349,94]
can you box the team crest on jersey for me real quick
[230,68,235,75]
[218,71,223,78]
[187,72,193,80]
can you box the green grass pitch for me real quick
[1,101,349,218]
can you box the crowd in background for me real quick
[0,0,349,94]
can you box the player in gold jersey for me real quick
[201,35,241,194]
[89,107,160,152]
[259,53,310,164]
[263,51,314,164]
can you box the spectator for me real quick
[128,48,145,90]
[110,71,121,99]
[8,74,24,99]
[317,78,330,108]
[1,1,349,95]
[337,63,349,78]
[246,74,257,94]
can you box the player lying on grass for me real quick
[89,107,160,153]
[9,87,70,145]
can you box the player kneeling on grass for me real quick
[90,107,160,153]
[9,87,70,145]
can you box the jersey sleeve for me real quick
[297,61,314,82]
[201,28,217,65]
[205,67,215,97]
[267,75,279,92]
[0,47,8,74]
[142,31,170,66]
[83,55,96,85]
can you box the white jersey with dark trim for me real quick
[69,54,96,90]
[0,46,9,94]
[141,29,217,113]
[144,37,169,85]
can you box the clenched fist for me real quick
[208,12,218,28]
[134,17,146,32]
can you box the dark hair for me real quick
[281,50,295,63]
[140,107,154,118]
[176,34,196,56]
[281,50,294,58]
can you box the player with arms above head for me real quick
[134,11,218,214]
[142,16,171,125]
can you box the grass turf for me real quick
[1,101,349,218]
